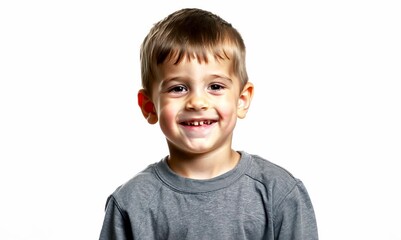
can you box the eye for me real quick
[208,83,225,91]
[168,85,187,93]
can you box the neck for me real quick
[167,147,240,180]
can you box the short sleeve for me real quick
[99,196,133,240]
[273,181,319,240]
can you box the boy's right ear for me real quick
[137,89,158,124]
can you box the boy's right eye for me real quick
[168,85,187,93]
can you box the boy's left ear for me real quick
[237,82,254,119]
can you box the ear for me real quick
[237,82,254,119]
[137,89,158,124]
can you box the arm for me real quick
[273,181,319,240]
[99,196,133,240]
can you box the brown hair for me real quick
[140,8,248,95]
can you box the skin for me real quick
[138,53,254,179]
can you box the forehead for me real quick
[156,52,234,80]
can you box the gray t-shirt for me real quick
[99,151,318,240]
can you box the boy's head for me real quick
[140,8,248,96]
[137,8,254,155]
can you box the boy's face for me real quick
[138,53,253,155]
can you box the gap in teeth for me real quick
[185,120,212,126]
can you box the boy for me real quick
[99,8,318,240]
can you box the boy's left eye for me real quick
[208,84,225,91]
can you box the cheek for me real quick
[157,101,180,129]
[215,95,238,118]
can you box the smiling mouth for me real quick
[180,120,217,126]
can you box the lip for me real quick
[178,118,218,138]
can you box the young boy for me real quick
[99,8,318,240]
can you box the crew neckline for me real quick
[154,151,252,193]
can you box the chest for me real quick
[135,185,269,239]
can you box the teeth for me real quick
[184,120,213,126]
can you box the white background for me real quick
[1,1,400,239]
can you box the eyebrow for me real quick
[161,73,233,84]
[210,74,233,83]
[158,77,184,91]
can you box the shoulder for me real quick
[244,152,298,185]
[242,152,302,203]
[109,162,163,209]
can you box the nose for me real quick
[185,91,209,111]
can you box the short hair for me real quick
[140,8,248,94]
